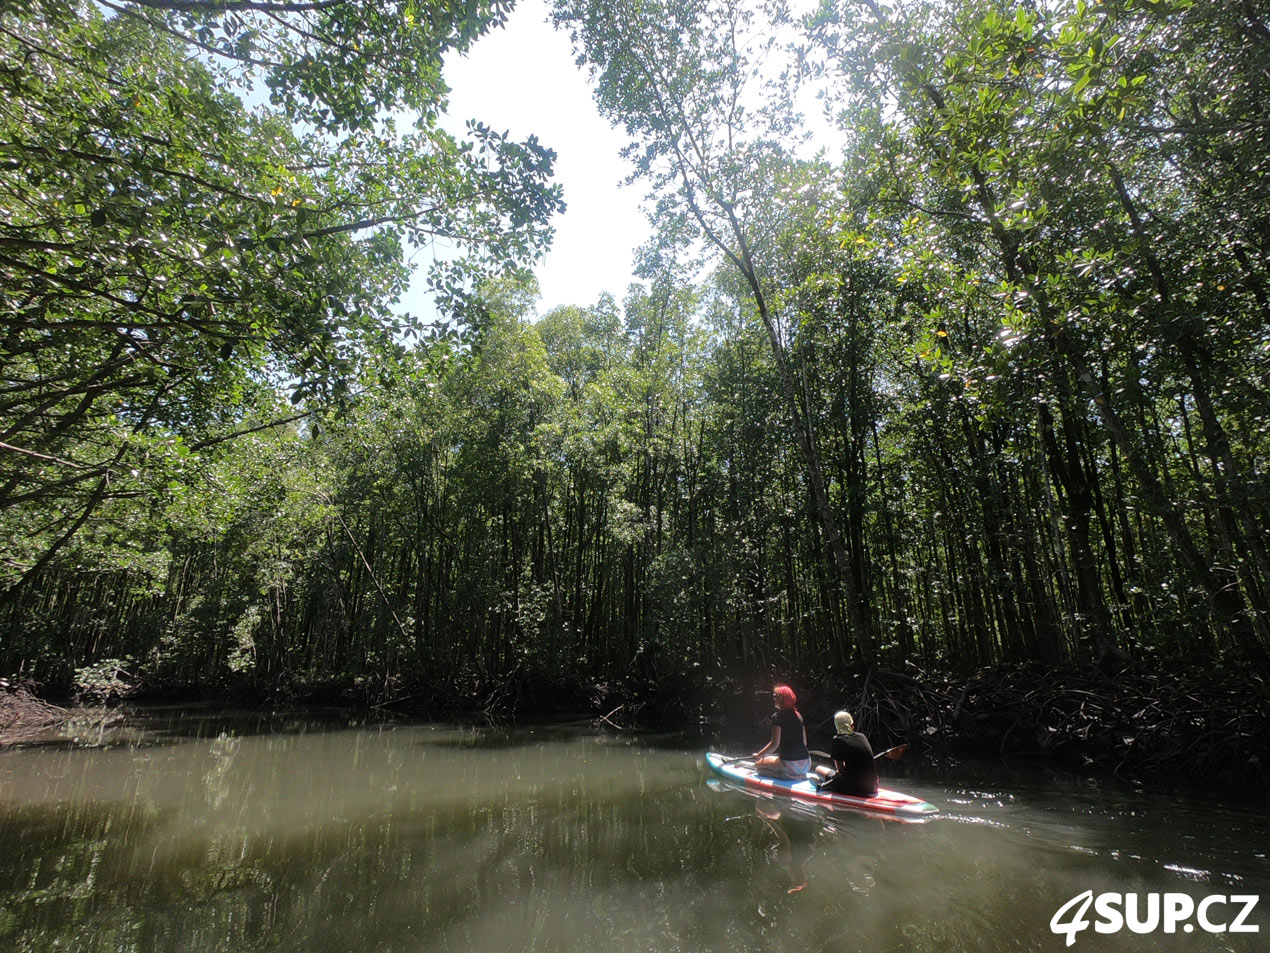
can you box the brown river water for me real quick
[0,709,1266,953]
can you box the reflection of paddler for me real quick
[754,805,815,894]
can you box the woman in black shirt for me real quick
[752,684,812,780]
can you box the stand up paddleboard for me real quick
[705,751,939,822]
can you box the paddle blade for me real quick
[881,743,909,760]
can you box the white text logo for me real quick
[1051,891,1260,947]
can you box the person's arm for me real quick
[753,724,782,759]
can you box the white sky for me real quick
[401,0,650,319]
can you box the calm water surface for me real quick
[0,710,1266,953]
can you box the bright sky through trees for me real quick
[398,0,841,323]
[400,0,649,318]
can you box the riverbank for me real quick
[3,663,1267,802]
[0,685,69,744]
[0,685,123,747]
[787,664,1270,803]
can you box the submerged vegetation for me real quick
[1,2,1268,787]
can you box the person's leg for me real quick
[782,762,812,782]
[753,755,783,777]
[777,758,812,780]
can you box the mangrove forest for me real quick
[1,0,1268,789]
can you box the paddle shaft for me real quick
[809,743,908,762]
[723,743,907,770]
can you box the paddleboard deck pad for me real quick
[705,751,938,821]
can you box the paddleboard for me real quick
[705,751,939,821]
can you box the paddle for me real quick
[809,743,909,762]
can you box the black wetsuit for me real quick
[819,731,878,797]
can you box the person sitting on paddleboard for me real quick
[814,710,879,797]
[752,685,812,780]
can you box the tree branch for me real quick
[188,410,314,451]
[120,0,350,15]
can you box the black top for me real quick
[773,708,809,761]
[821,731,879,797]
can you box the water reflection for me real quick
[0,717,1266,953]
[751,804,814,894]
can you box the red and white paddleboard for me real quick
[705,751,939,821]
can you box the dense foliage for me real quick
[1,0,1267,710]
[0,1,560,622]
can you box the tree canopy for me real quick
[2,0,1268,704]
[0,0,562,602]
